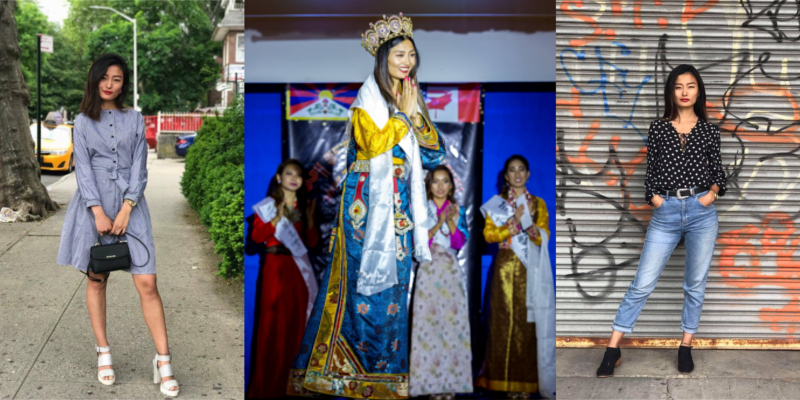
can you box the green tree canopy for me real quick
[78,0,223,114]
[15,0,223,119]
[13,0,81,121]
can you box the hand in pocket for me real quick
[698,192,715,207]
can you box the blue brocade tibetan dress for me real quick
[288,108,445,399]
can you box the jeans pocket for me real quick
[652,201,667,219]
[696,191,713,208]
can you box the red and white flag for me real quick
[424,83,481,123]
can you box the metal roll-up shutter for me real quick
[556,0,800,349]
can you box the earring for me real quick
[278,180,281,184]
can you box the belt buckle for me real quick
[676,188,692,199]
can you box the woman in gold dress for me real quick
[477,155,554,399]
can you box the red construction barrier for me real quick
[143,113,212,149]
[144,115,158,149]
[159,114,205,132]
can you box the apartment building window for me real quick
[236,33,244,62]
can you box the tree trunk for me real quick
[0,0,59,221]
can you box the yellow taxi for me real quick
[30,119,74,172]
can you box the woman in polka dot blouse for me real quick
[595,64,726,378]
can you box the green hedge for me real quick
[181,97,244,279]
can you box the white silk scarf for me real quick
[349,74,431,296]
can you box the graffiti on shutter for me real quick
[556,0,800,347]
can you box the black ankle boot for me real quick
[596,347,622,378]
[678,345,694,374]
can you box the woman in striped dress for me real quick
[57,54,179,397]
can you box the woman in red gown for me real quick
[247,159,318,398]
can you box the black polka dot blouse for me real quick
[644,119,727,205]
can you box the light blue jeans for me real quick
[612,190,719,334]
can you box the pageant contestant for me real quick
[478,155,555,399]
[56,54,179,397]
[288,12,446,399]
[409,166,473,399]
[247,159,319,398]
[596,65,726,377]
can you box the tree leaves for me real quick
[15,0,224,118]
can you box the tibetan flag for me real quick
[424,83,481,123]
[287,83,361,120]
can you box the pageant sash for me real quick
[423,199,469,300]
[252,197,318,321]
[516,194,533,230]
[424,199,453,250]
[480,194,531,269]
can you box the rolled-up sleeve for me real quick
[124,113,148,203]
[73,116,102,208]
[418,118,446,169]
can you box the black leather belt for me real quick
[266,245,292,255]
[655,187,710,199]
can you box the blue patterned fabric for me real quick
[291,133,445,397]
[457,206,469,243]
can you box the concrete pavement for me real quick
[557,347,800,399]
[0,150,244,399]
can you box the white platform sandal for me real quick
[96,345,115,385]
[153,353,179,397]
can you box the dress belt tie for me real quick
[91,166,131,193]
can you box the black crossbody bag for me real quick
[85,233,150,282]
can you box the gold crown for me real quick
[361,13,413,56]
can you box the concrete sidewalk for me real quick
[557,347,800,399]
[0,151,243,399]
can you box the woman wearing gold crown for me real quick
[287,13,446,399]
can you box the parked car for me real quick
[30,120,74,172]
[174,133,197,157]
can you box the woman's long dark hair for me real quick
[373,36,432,123]
[425,165,458,206]
[498,154,530,200]
[662,64,708,122]
[80,54,130,121]
[266,159,310,227]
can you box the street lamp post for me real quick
[89,6,138,111]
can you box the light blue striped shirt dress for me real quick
[57,108,156,274]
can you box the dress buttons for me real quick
[110,124,113,127]
[112,148,115,151]
[113,160,116,163]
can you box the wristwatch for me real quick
[124,199,137,207]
